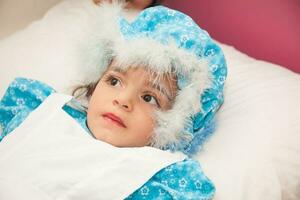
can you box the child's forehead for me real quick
[108,63,169,82]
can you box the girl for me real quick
[0,2,226,199]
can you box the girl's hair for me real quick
[72,81,98,102]
[93,0,164,8]
[147,0,164,8]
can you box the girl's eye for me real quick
[142,94,160,107]
[104,75,121,87]
[110,77,120,86]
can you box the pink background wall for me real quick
[164,0,300,74]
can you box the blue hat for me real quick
[82,2,227,156]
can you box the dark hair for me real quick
[72,81,98,101]
[148,0,164,7]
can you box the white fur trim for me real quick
[78,2,212,149]
[113,39,212,148]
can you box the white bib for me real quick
[0,93,185,200]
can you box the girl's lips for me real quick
[102,113,126,128]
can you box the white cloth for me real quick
[0,93,185,200]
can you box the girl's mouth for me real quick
[102,113,126,128]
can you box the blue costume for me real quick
[0,77,215,199]
[0,4,227,199]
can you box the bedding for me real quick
[0,0,299,199]
[0,93,197,200]
[0,77,215,199]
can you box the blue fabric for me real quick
[119,6,227,154]
[0,77,215,199]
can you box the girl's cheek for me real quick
[139,99,156,111]
[139,103,158,121]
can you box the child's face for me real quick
[87,62,177,147]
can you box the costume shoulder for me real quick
[0,77,55,140]
[126,158,215,199]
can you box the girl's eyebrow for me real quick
[146,81,173,102]
[109,67,125,74]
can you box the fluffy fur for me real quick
[79,1,212,151]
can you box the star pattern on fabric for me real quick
[118,6,227,154]
[0,77,215,199]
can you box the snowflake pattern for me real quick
[0,5,228,199]
[140,186,150,196]
[119,6,227,154]
[0,77,215,199]
[179,178,187,188]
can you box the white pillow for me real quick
[0,0,94,96]
[0,0,299,199]
[0,0,62,38]
[196,43,300,199]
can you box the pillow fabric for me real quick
[196,43,300,199]
[0,0,62,38]
[0,0,98,96]
[0,0,299,199]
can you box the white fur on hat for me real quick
[79,1,214,153]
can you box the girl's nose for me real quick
[112,93,133,112]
